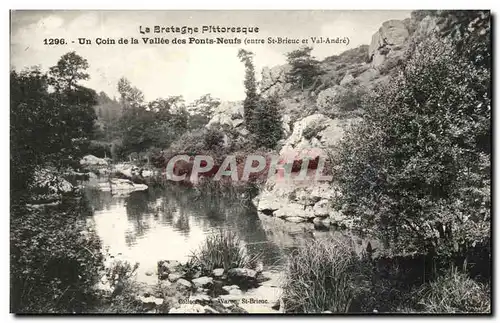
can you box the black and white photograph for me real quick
[9,9,491,314]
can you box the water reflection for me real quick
[84,185,296,282]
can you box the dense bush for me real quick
[118,98,189,156]
[415,267,490,313]
[10,197,104,313]
[286,46,324,90]
[334,35,490,259]
[165,127,229,164]
[11,63,97,198]
[282,238,371,313]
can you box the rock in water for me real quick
[192,276,213,288]
[80,154,108,167]
[227,268,258,287]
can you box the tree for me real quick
[251,96,283,149]
[285,47,323,90]
[237,49,259,131]
[11,52,98,194]
[334,35,490,260]
[187,93,221,129]
[49,51,89,91]
[117,77,144,110]
[117,90,189,156]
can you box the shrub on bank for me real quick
[281,238,371,313]
[10,196,104,313]
[415,267,490,313]
[334,35,490,258]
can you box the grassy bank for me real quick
[281,238,491,313]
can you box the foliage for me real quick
[286,46,323,90]
[437,10,490,69]
[92,92,123,142]
[190,229,260,273]
[48,51,90,91]
[165,127,228,165]
[117,77,144,110]
[187,93,221,129]
[250,96,283,149]
[95,259,144,313]
[10,197,104,313]
[415,266,490,313]
[118,95,188,156]
[238,49,259,131]
[282,238,371,313]
[11,53,97,198]
[334,36,490,258]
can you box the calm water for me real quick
[83,184,313,284]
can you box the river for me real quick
[82,181,360,312]
[83,184,317,283]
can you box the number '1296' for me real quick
[43,38,66,45]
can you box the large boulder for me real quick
[80,154,108,167]
[368,20,409,68]
[98,178,148,193]
[260,65,292,97]
[113,163,141,179]
[227,268,258,287]
[254,114,357,226]
[192,276,214,288]
[279,114,358,159]
[355,67,380,85]
[206,101,245,129]
[340,73,355,86]
[29,168,73,202]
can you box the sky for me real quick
[10,10,411,103]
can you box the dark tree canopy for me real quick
[285,46,323,90]
[237,49,258,130]
[49,51,90,91]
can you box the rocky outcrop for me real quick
[340,73,355,86]
[412,15,440,41]
[80,154,108,167]
[369,20,409,69]
[29,168,73,202]
[206,101,245,129]
[280,114,358,155]
[254,114,356,228]
[98,178,148,192]
[260,65,291,97]
[255,177,349,227]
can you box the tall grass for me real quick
[416,266,490,313]
[190,229,261,273]
[281,238,371,313]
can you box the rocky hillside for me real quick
[258,11,456,124]
[251,10,487,228]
